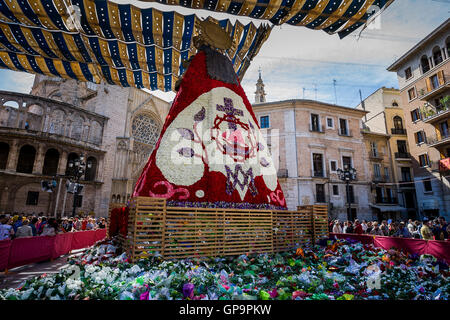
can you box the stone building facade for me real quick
[356,87,417,219]
[252,95,373,220]
[387,19,450,219]
[0,75,170,217]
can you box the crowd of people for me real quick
[0,213,107,241]
[330,216,449,241]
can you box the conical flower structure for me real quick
[133,47,286,210]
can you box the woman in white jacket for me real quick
[332,220,343,234]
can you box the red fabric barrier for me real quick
[8,236,55,269]
[427,240,450,263]
[52,233,74,259]
[95,229,107,242]
[330,233,450,263]
[0,240,11,271]
[374,236,428,256]
[71,230,97,250]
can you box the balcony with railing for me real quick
[375,197,398,205]
[309,124,325,133]
[373,174,390,183]
[338,128,352,137]
[418,72,450,101]
[369,151,384,161]
[312,169,327,178]
[391,128,407,135]
[427,133,450,148]
[422,103,450,124]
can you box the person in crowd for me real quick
[73,218,81,231]
[12,216,23,233]
[361,220,368,233]
[407,219,415,235]
[0,214,14,240]
[15,219,33,238]
[30,217,38,236]
[97,218,106,229]
[61,219,71,232]
[40,218,57,236]
[37,217,47,235]
[354,219,363,234]
[366,221,373,234]
[388,222,398,236]
[394,222,411,238]
[438,217,448,240]
[86,218,95,230]
[81,217,88,231]
[345,221,354,234]
[380,220,389,236]
[420,219,434,240]
[370,222,383,236]
[332,220,342,233]
[411,221,422,239]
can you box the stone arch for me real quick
[393,116,404,129]
[2,100,19,108]
[42,148,60,176]
[111,194,116,203]
[432,45,443,66]
[392,101,399,107]
[85,156,97,181]
[16,144,36,173]
[0,142,9,169]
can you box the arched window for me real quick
[392,101,399,107]
[42,148,60,176]
[433,46,443,66]
[89,121,102,145]
[0,142,9,169]
[420,55,430,74]
[85,156,97,181]
[48,110,65,135]
[131,113,161,156]
[65,152,79,175]
[393,116,404,129]
[117,195,121,203]
[71,116,84,140]
[111,195,116,203]
[16,145,36,173]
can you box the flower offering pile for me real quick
[1,238,448,300]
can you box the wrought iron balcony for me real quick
[369,151,384,160]
[427,134,450,148]
[373,174,389,183]
[309,124,325,133]
[391,128,407,135]
[375,197,398,204]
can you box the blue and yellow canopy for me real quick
[0,0,394,92]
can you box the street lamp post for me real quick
[67,154,92,217]
[337,165,357,220]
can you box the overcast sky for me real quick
[0,0,448,108]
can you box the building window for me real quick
[16,145,36,174]
[418,154,430,167]
[260,115,270,129]
[316,184,326,203]
[373,163,381,179]
[396,140,408,157]
[330,160,337,172]
[401,167,412,182]
[384,167,390,180]
[405,67,412,80]
[26,191,39,205]
[326,117,334,129]
[411,109,421,122]
[415,131,426,144]
[312,153,324,177]
[430,74,440,90]
[342,156,352,170]
[310,114,321,132]
[408,88,416,100]
[432,46,443,66]
[421,55,430,74]
[423,179,433,192]
[370,142,378,157]
[332,185,339,196]
[339,118,349,136]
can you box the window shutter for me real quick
[426,78,432,92]
[415,132,419,144]
[424,131,427,143]
[437,70,445,86]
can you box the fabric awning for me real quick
[370,204,408,213]
[0,0,271,92]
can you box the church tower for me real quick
[254,68,266,104]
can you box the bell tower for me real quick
[254,67,266,104]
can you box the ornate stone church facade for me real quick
[0,75,170,217]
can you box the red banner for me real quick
[95,229,107,242]
[0,240,11,271]
[8,236,55,269]
[330,233,450,263]
[71,230,97,250]
[52,233,74,259]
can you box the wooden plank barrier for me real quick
[123,197,329,262]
